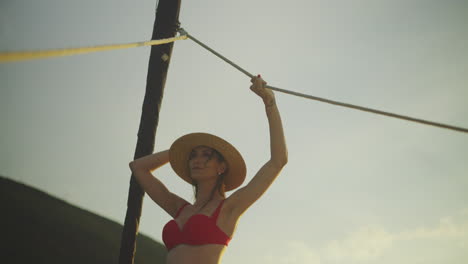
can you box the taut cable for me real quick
[178,28,468,134]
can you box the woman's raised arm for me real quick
[228,75,288,216]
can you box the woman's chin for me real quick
[190,173,217,182]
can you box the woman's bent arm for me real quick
[129,150,187,217]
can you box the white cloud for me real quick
[324,225,394,262]
[258,210,468,264]
[322,209,468,263]
[264,240,322,264]
[398,211,468,241]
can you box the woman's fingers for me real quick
[251,74,263,81]
[251,74,266,86]
[250,74,269,100]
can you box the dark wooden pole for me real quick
[119,1,182,263]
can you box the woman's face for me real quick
[188,146,225,181]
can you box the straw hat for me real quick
[169,132,246,191]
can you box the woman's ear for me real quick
[219,162,227,175]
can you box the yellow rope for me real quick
[0,35,188,63]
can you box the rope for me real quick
[1,27,466,134]
[0,35,188,63]
[179,28,468,134]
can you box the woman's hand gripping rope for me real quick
[250,74,275,107]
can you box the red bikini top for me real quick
[162,200,231,251]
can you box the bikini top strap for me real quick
[211,200,225,220]
[174,202,189,218]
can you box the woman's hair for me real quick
[191,148,228,208]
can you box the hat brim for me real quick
[169,133,246,192]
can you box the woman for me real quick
[129,75,287,264]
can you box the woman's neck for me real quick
[194,183,224,207]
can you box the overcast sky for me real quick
[1,0,468,263]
